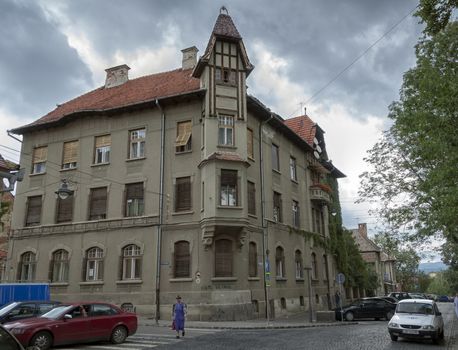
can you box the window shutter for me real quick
[62,141,78,164]
[175,177,191,211]
[56,197,73,223]
[221,170,237,186]
[175,121,192,147]
[17,262,22,281]
[99,260,104,280]
[249,242,257,277]
[215,239,232,277]
[95,135,111,147]
[247,129,253,158]
[135,258,142,279]
[126,183,143,199]
[248,182,256,215]
[81,257,87,281]
[89,188,107,220]
[26,196,42,226]
[119,256,124,280]
[33,147,47,163]
[48,259,54,282]
[174,241,190,278]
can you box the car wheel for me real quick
[345,311,354,321]
[30,331,53,350]
[390,334,398,341]
[111,325,128,344]
[439,328,444,339]
[386,310,394,320]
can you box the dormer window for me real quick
[214,41,238,86]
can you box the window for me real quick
[273,192,282,222]
[56,196,73,223]
[290,157,297,181]
[25,196,42,226]
[214,41,238,86]
[174,241,190,278]
[220,170,238,206]
[129,129,146,159]
[295,250,304,279]
[18,252,36,281]
[32,146,47,174]
[311,253,318,280]
[94,135,111,164]
[271,144,279,171]
[50,249,69,282]
[89,187,107,220]
[248,242,257,277]
[175,121,192,153]
[175,177,192,212]
[84,247,104,281]
[121,244,142,280]
[62,141,78,169]
[215,239,232,277]
[292,200,300,227]
[275,246,285,278]
[322,255,329,280]
[218,115,234,146]
[247,181,256,215]
[125,183,144,217]
[247,128,254,159]
[215,67,236,84]
[312,206,325,234]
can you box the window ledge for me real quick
[126,157,146,162]
[172,210,194,216]
[60,167,78,172]
[175,150,192,155]
[248,214,258,219]
[79,281,104,286]
[291,179,299,184]
[29,172,46,177]
[295,278,305,283]
[211,277,237,282]
[272,169,281,175]
[91,162,110,167]
[217,205,243,210]
[50,282,69,287]
[217,145,237,149]
[116,279,143,285]
[248,277,260,281]
[169,278,193,283]
[247,156,255,162]
[275,277,287,282]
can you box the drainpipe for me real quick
[259,113,273,321]
[155,99,165,324]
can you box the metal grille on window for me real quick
[174,241,190,278]
[215,239,232,277]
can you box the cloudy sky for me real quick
[0,0,424,237]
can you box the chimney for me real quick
[105,64,130,88]
[181,46,199,70]
[358,223,368,238]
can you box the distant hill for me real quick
[419,261,447,273]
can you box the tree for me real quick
[359,21,458,244]
[427,271,451,295]
[416,0,458,36]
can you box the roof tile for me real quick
[284,115,316,145]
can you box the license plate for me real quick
[403,329,419,335]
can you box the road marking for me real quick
[127,339,172,344]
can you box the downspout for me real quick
[259,113,273,321]
[155,99,165,324]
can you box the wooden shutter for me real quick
[175,121,192,147]
[56,197,73,223]
[26,196,42,226]
[33,146,47,163]
[118,255,124,280]
[174,241,190,278]
[175,177,191,211]
[81,256,88,281]
[62,141,78,164]
[248,242,257,277]
[89,187,107,220]
[135,257,142,279]
[95,135,111,147]
[221,170,237,186]
[16,262,22,281]
[248,181,256,215]
[247,129,253,158]
[126,183,143,200]
[48,258,55,282]
[215,239,232,277]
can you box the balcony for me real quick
[309,184,331,204]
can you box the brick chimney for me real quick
[181,46,198,70]
[358,223,368,238]
[105,64,130,88]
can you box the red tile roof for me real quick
[0,154,19,171]
[212,13,242,39]
[284,115,316,146]
[12,68,201,134]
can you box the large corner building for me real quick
[8,10,345,320]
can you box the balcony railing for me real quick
[309,185,331,204]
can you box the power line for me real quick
[286,4,418,119]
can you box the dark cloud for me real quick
[0,0,92,121]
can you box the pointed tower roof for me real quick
[193,7,254,77]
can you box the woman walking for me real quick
[172,295,187,338]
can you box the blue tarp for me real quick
[0,283,50,306]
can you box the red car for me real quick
[4,302,137,350]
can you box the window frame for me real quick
[19,252,36,282]
[289,156,297,181]
[174,241,191,278]
[94,135,111,164]
[273,191,282,222]
[292,200,300,227]
[295,250,304,280]
[247,181,256,215]
[220,169,238,207]
[218,115,234,146]
[275,246,285,279]
[175,121,192,153]
[125,182,144,217]
[271,143,280,172]
[174,176,192,212]
[50,249,69,283]
[129,128,146,159]
[85,247,104,281]
[32,146,47,174]
[122,244,142,280]
[62,141,78,169]
[215,239,233,277]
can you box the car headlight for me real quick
[422,325,435,330]
[10,328,26,335]
[389,322,399,328]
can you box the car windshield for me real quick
[397,302,433,315]
[0,302,20,316]
[40,305,73,319]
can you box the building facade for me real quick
[8,10,345,320]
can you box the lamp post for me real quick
[304,266,314,323]
[55,179,74,199]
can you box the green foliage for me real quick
[0,200,10,231]
[427,271,453,295]
[416,0,458,36]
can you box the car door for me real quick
[433,303,444,331]
[53,305,90,345]
[360,300,377,318]
[86,304,118,340]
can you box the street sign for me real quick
[265,260,270,273]
[336,273,345,284]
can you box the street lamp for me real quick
[55,179,74,200]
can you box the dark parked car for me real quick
[335,297,396,321]
[388,292,412,301]
[380,296,398,304]
[438,295,452,302]
[4,302,137,350]
[0,301,60,324]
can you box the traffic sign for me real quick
[336,273,345,284]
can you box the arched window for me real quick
[248,242,258,277]
[174,241,190,278]
[215,239,232,277]
[84,247,104,281]
[121,244,142,280]
[295,250,303,279]
[18,252,36,282]
[276,246,285,278]
[311,252,318,280]
[50,249,69,282]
